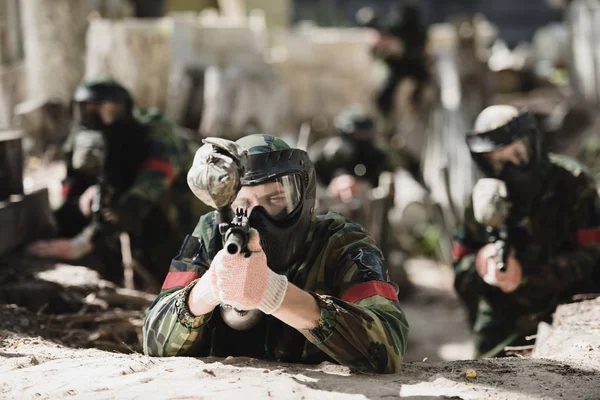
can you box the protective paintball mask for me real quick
[466,111,544,203]
[73,101,128,132]
[234,149,316,272]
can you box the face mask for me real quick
[247,204,311,273]
[75,102,129,132]
[499,162,542,204]
[79,111,108,131]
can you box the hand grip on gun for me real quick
[475,243,522,293]
[472,178,512,273]
[213,229,288,314]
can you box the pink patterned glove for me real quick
[192,265,220,306]
[213,229,288,314]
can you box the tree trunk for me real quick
[19,0,87,104]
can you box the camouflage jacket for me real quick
[61,108,200,234]
[143,211,409,374]
[453,154,600,326]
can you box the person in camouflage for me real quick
[143,134,409,373]
[358,3,428,121]
[310,105,405,199]
[453,105,600,358]
[27,76,208,287]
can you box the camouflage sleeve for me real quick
[299,224,409,374]
[522,173,600,292]
[118,116,186,222]
[452,202,489,320]
[143,213,216,356]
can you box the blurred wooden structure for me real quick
[19,0,87,104]
[0,131,56,257]
[0,0,24,128]
[567,0,600,107]
[85,18,172,111]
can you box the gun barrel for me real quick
[496,260,507,272]
[495,239,509,272]
[225,230,246,255]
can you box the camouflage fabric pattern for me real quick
[187,138,248,209]
[143,211,409,373]
[235,133,291,155]
[453,154,600,358]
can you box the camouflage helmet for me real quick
[73,76,134,109]
[466,105,543,176]
[235,134,316,272]
[334,104,376,140]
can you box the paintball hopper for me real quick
[187,137,248,209]
[71,130,106,175]
[472,178,512,228]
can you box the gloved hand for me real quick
[192,265,220,306]
[26,228,94,261]
[476,243,522,293]
[213,229,288,314]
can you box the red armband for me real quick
[341,281,399,303]
[139,159,176,182]
[576,228,600,246]
[452,241,475,261]
[61,183,72,198]
[161,271,199,290]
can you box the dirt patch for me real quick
[401,259,474,362]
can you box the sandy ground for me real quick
[1,328,599,400]
[1,261,599,400]
[400,259,474,362]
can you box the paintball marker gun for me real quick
[71,129,112,226]
[472,178,512,272]
[188,137,263,331]
[187,137,250,255]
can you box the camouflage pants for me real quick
[473,299,544,358]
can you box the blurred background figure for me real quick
[360,2,429,127]
[26,76,207,290]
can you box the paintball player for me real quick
[27,76,207,287]
[361,2,428,121]
[310,105,407,202]
[453,105,600,358]
[143,134,409,374]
